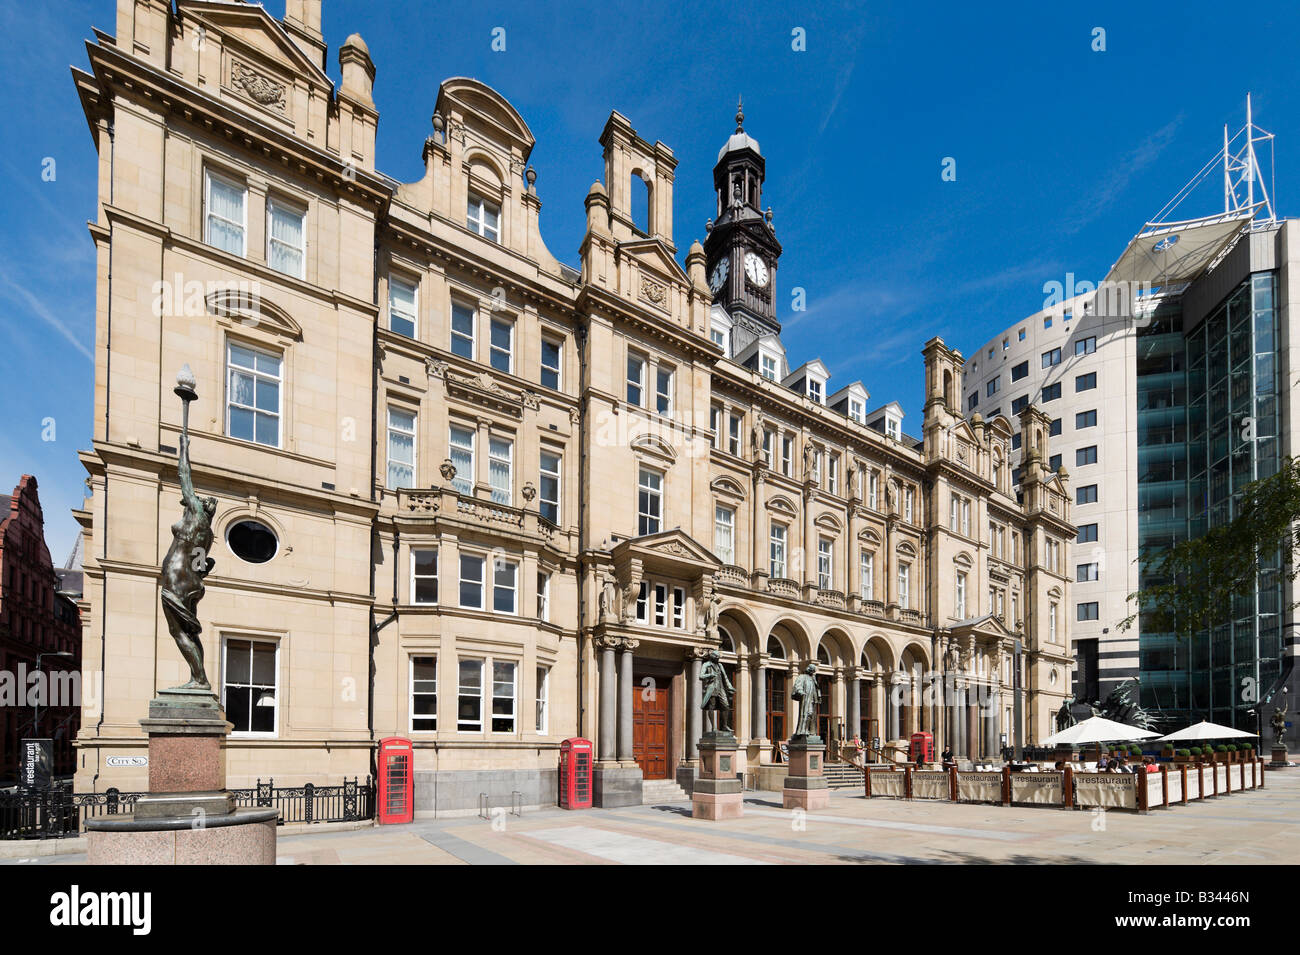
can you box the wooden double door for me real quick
[632,675,670,779]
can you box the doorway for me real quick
[632,677,669,779]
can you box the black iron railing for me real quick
[0,777,373,840]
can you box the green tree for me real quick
[1121,456,1300,636]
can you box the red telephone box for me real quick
[376,737,414,824]
[909,731,933,764]
[559,737,593,809]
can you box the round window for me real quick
[226,520,278,564]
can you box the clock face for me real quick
[709,259,729,294]
[744,252,769,287]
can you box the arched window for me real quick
[631,173,651,234]
[718,625,735,654]
[766,635,785,659]
[817,644,830,666]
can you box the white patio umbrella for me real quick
[1157,720,1258,742]
[1039,715,1160,747]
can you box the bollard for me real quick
[1160,765,1169,807]
[1001,765,1011,806]
[1063,765,1074,809]
[1180,764,1188,804]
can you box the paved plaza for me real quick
[8,771,1297,866]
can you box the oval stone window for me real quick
[226,519,278,564]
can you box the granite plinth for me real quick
[86,808,277,865]
[782,784,830,811]
[698,734,739,781]
[787,738,826,778]
[692,789,744,820]
[141,690,232,793]
[1271,746,1289,767]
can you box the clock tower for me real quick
[703,100,783,353]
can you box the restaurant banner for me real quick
[1230,764,1243,789]
[1215,766,1228,792]
[956,771,1002,803]
[1185,769,1200,800]
[1010,772,1063,805]
[1166,771,1182,804]
[1144,773,1164,807]
[913,771,949,800]
[1072,773,1137,809]
[870,770,904,797]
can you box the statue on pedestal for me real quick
[159,365,217,691]
[699,650,734,735]
[1271,702,1288,748]
[791,663,820,738]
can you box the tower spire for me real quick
[735,96,744,133]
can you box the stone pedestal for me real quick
[1270,746,1289,767]
[692,732,743,820]
[86,689,278,864]
[782,735,829,811]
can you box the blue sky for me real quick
[3,0,1299,562]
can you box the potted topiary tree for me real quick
[1188,746,1203,763]
[1225,743,1238,763]
[1160,741,1175,760]
[1174,748,1191,763]
[1214,744,1229,763]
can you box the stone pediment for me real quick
[619,238,687,281]
[612,528,721,574]
[948,612,1017,640]
[182,1,332,88]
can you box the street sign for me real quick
[106,755,148,768]
[20,738,52,790]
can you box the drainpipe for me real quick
[576,320,589,739]
[366,238,381,778]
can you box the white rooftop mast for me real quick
[1223,93,1276,222]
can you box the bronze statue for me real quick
[1271,702,1288,747]
[1089,679,1162,731]
[791,663,820,738]
[159,366,217,690]
[699,650,734,735]
[1055,696,1076,733]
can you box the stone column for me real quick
[736,654,750,742]
[752,659,767,750]
[686,650,702,761]
[954,686,966,758]
[967,697,979,759]
[888,676,901,740]
[848,671,861,740]
[597,638,618,763]
[617,639,638,765]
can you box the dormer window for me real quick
[849,400,864,423]
[760,352,778,381]
[807,379,823,404]
[467,194,500,242]
[885,417,900,440]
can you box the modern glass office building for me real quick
[967,213,1298,740]
[1146,269,1286,727]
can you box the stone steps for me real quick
[641,778,689,804]
[822,762,865,790]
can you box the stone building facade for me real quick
[1,476,83,783]
[71,0,1074,812]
